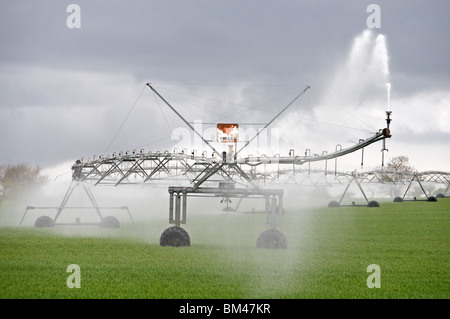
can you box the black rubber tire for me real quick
[367,200,380,207]
[256,229,287,249]
[436,193,445,199]
[100,216,120,228]
[160,226,191,247]
[427,196,437,202]
[34,215,54,228]
[328,200,340,208]
[393,197,403,202]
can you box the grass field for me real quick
[0,198,448,299]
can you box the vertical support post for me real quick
[360,139,365,169]
[175,193,181,227]
[181,191,187,224]
[265,196,270,226]
[278,194,284,214]
[271,196,277,229]
[169,191,174,224]
[290,149,295,177]
[278,194,283,227]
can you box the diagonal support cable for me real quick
[236,86,310,156]
[146,83,220,157]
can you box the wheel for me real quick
[367,200,380,207]
[393,197,403,202]
[436,193,445,199]
[328,200,340,207]
[427,196,437,202]
[100,216,120,228]
[34,215,54,228]
[160,226,191,247]
[222,206,235,212]
[256,229,287,249]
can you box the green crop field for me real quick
[0,199,448,299]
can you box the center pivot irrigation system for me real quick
[23,83,394,248]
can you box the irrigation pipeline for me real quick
[71,84,397,188]
[71,150,450,187]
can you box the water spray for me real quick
[386,82,391,110]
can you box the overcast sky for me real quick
[1,0,449,177]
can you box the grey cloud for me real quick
[1,0,449,171]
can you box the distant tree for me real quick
[378,155,415,182]
[377,156,415,197]
[0,164,47,199]
[386,155,415,174]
